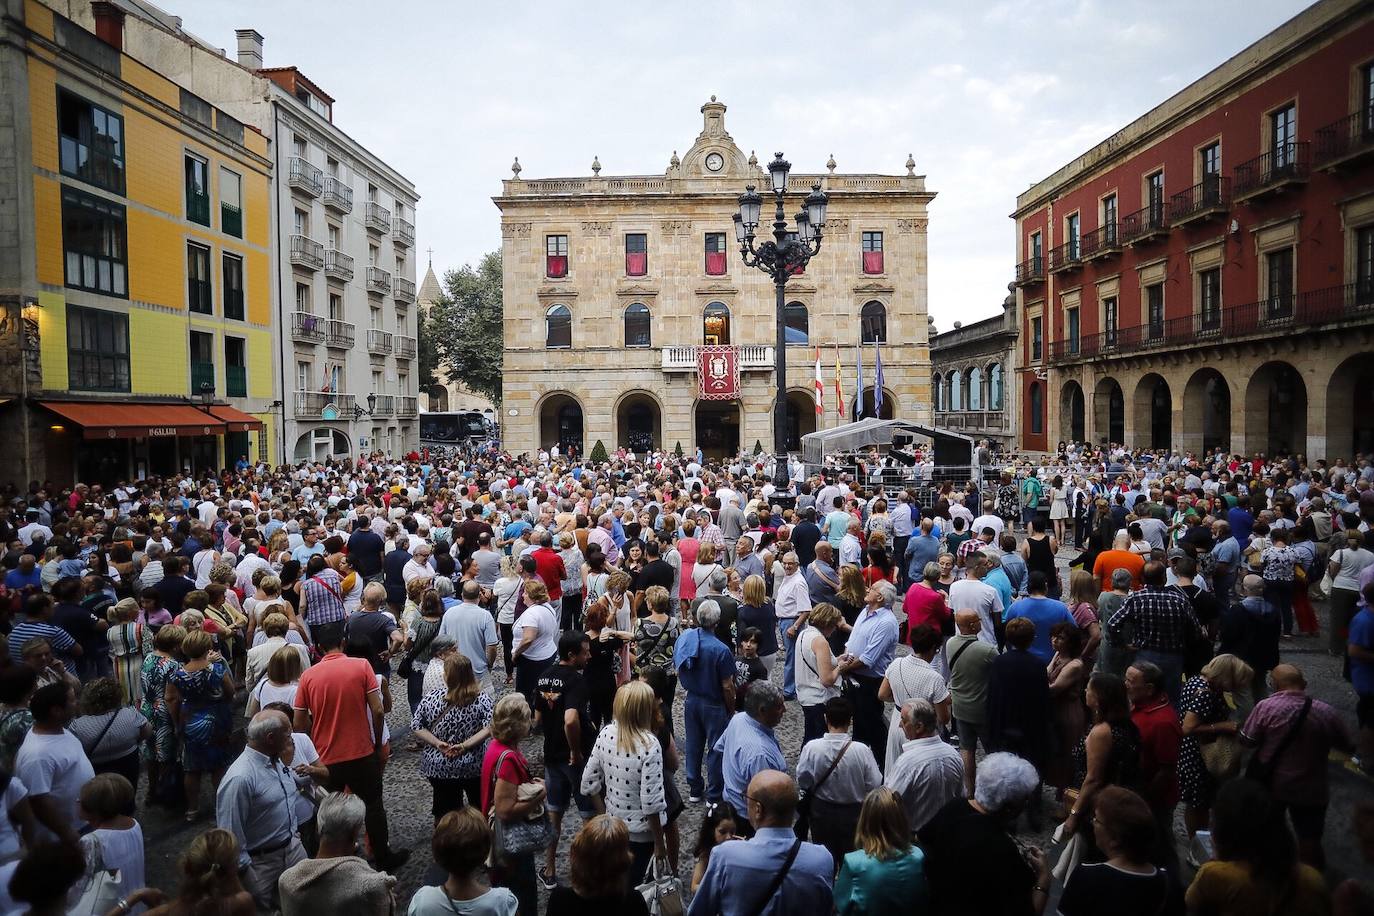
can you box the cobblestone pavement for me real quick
[141,563,1372,909]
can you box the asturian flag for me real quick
[813,347,824,415]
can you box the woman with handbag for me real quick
[1177,653,1252,852]
[400,588,445,729]
[481,693,547,916]
[75,773,145,913]
[548,816,652,916]
[69,678,151,797]
[413,653,494,823]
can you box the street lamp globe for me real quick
[733,213,747,244]
[805,182,829,229]
[795,210,814,244]
[737,186,762,230]
[367,392,377,414]
[767,153,791,193]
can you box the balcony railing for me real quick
[191,361,215,396]
[290,234,324,270]
[324,248,354,281]
[224,288,244,321]
[1119,204,1170,245]
[187,191,210,227]
[288,157,323,197]
[1233,142,1310,200]
[393,217,415,247]
[1015,255,1045,285]
[1048,240,1081,274]
[226,364,247,398]
[397,396,418,418]
[1170,176,1231,227]
[1079,224,1119,261]
[394,277,416,303]
[1315,109,1374,170]
[395,335,417,359]
[661,344,775,372]
[291,311,325,344]
[366,266,392,294]
[322,175,353,212]
[366,328,394,354]
[221,203,242,238]
[371,394,396,417]
[933,410,1011,432]
[1047,281,1374,363]
[324,318,355,349]
[365,202,391,233]
[294,391,355,419]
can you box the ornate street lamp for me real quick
[735,152,828,489]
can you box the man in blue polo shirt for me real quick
[675,600,737,804]
[1003,571,1077,664]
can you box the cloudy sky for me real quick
[179,0,1305,330]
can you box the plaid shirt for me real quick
[1106,585,1199,654]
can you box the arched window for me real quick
[861,300,887,343]
[545,304,571,349]
[948,370,962,411]
[784,301,808,345]
[704,301,730,345]
[989,363,1003,410]
[624,302,651,347]
[968,366,983,410]
[933,375,943,412]
[1029,381,1044,433]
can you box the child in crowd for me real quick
[692,802,740,894]
[735,627,768,695]
[137,588,172,631]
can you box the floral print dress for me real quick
[170,661,233,773]
[140,654,183,764]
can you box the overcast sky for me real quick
[179,0,1306,331]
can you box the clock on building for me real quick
[705,152,724,172]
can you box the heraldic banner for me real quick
[698,345,739,400]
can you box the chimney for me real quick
[91,2,124,50]
[235,29,264,69]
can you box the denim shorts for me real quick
[544,760,596,816]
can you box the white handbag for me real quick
[74,835,123,916]
[635,856,684,916]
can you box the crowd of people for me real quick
[0,437,1369,914]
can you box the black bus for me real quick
[419,411,494,446]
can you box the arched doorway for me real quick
[1133,374,1172,450]
[538,393,583,455]
[1243,361,1306,457]
[1060,381,1085,443]
[852,387,897,421]
[784,390,817,451]
[1327,354,1374,461]
[615,392,662,453]
[695,400,740,460]
[1093,377,1125,445]
[1182,368,1231,455]
[427,385,449,412]
[292,427,351,462]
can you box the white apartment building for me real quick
[67,4,421,462]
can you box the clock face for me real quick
[705,152,724,172]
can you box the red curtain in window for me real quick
[546,255,568,278]
[789,262,805,276]
[705,251,727,275]
[625,252,647,276]
[863,251,884,274]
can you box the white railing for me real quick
[661,344,774,372]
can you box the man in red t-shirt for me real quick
[530,531,566,601]
[293,628,409,872]
[1125,659,1181,842]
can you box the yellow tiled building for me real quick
[0,0,275,483]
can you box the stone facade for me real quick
[495,99,936,459]
[929,291,1019,448]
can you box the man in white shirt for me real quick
[439,581,500,693]
[884,698,964,833]
[773,553,812,702]
[948,495,974,530]
[795,697,881,864]
[838,520,864,568]
[15,683,94,845]
[17,510,52,548]
[970,501,1004,541]
[947,553,1004,646]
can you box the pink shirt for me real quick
[1241,690,1353,806]
[903,582,949,635]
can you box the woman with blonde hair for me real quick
[1065,568,1103,665]
[166,629,234,821]
[548,815,651,915]
[511,579,559,706]
[106,597,150,705]
[737,574,780,673]
[580,680,667,888]
[245,644,304,716]
[692,541,723,596]
[143,827,254,915]
[492,555,522,684]
[481,693,545,915]
[413,652,494,821]
[834,787,927,914]
[796,603,843,743]
[633,584,681,699]
[1179,653,1253,846]
[677,517,701,602]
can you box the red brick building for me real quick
[1012,0,1374,461]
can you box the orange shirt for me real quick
[294,651,380,764]
[1093,549,1145,591]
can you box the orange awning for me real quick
[208,405,265,432]
[41,401,227,440]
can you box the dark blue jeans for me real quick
[683,694,730,800]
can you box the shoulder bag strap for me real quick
[309,575,343,602]
[486,749,513,816]
[948,637,977,673]
[813,739,852,794]
[87,709,120,758]
[748,839,803,916]
[403,619,442,665]
[1263,696,1313,769]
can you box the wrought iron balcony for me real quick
[323,248,354,281]
[394,277,416,303]
[294,391,355,419]
[1233,142,1310,201]
[1015,255,1045,286]
[661,344,775,372]
[226,365,247,398]
[371,394,395,417]
[324,318,355,349]
[393,217,415,248]
[290,234,324,270]
[1080,224,1120,262]
[290,311,325,344]
[365,202,391,234]
[1048,240,1082,274]
[1119,204,1170,246]
[366,266,392,295]
[1170,176,1231,227]
[397,396,418,418]
[1315,109,1374,171]
[395,335,417,359]
[191,361,215,396]
[366,328,394,354]
[322,175,353,212]
[288,157,323,197]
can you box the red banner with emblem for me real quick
[698,345,739,400]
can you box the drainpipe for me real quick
[272,101,288,467]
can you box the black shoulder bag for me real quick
[397,621,441,680]
[794,739,851,839]
[748,838,803,916]
[1245,696,1311,786]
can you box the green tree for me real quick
[416,307,441,390]
[589,440,608,463]
[430,250,503,406]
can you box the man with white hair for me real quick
[278,792,396,914]
[216,710,306,912]
[675,599,738,804]
[884,699,964,832]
